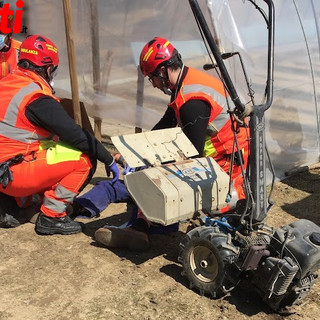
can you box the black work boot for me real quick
[35,212,82,235]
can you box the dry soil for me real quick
[0,161,320,320]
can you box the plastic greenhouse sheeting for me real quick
[14,0,320,179]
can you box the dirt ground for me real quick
[1,160,320,320]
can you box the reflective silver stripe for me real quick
[55,184,77,202]
[43,196,66,214]
[0,82,49,142]
[0,122,43,142]
[208,110,230,133]
[4,82,39,123]
[182,84,228,110]
[43,185,77,213]
[182,84,231,133]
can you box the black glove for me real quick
[0,162,13,188]
[0,154,24,188]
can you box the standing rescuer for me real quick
[0,1,21,79]
[0,34,119,235]
[93,37,250,250]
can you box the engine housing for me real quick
[250,219,320,311]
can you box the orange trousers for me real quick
[0,150,93,218]
[215,147,249,213]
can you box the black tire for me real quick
[179,225,240,298]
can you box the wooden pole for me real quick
[89,0,114,141]
[90,0,100,92]
[100,50,114,94]
[94,51,113,141]
[89,0,102,140]
[62,0,82,126]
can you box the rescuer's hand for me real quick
[113,152,126,168]
[237,105,253,121]
[123,164,134,175]
[105,161,119,183]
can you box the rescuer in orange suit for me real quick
[0,2,21,79]
[0,35,119,234]
[0,3,24,224]
[92,37,250,250]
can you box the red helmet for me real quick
[139,37,176,76]
[19,35,59,67]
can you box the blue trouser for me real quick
[74,180,130,217]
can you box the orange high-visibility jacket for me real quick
[169,67,249,158]
[0,38,21,79]
[0,68,59,162]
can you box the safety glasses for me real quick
[148,74,157,85]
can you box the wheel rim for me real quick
[189,245,219,283]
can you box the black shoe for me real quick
[68,201,94,219]
[35,212,82,235]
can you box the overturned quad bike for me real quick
[112,0,320,314]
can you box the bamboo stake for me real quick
[90,0,100,92]
[94,51,114,141]
[100,50,114,94]
[62,0,82,125]
[90,0,102,140]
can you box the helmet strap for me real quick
[161,78,172,95]
[158,67,172,95]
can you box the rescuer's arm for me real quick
[152,106,177,130]
[25,96,114,166]
[179,99,211,156]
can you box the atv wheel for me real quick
[179,226,240,298]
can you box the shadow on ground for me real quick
[275,169,320,225]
